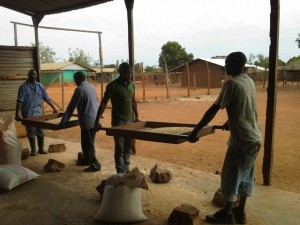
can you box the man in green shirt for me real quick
[95,62,139,174]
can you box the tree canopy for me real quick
[68,48,94,67]
[247,53,286,68]
[287,55,300,64]
[158,41,194,71]
[296,33,300,48]
[144,65,162,73]
[32,42,57,63]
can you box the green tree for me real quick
[144,65,162,73]
[158,41,194,71]
[296,33,300,48]
[68,48,94,67]
[287,55,300,64]
[277,58,286,67]
[249,53,286,67]
[134,63,142,73]
[247,53,256,65]
[104,64,116,68]
[254,54,269,68]
[31,42,56,63]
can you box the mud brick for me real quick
[48,143,66,153]
[168,204,201,225]
[44,159,65,172]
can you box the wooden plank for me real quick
[0,64,34,69]
[0,57,34,63]
[0,74,28,79]
[100,121,216,144]
[21,113,79,130]
[0,45,35,51]
[0,71,30,75]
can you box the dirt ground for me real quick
[45,81,300,194]
[2,137,299,225]
[1,81,300,225]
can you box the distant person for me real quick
[94,62,140,174]
[60,71,101,172]
[282,71,287,86]
[15,69,57,156]
[188,52,262,224]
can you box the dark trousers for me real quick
[112,119,133,173]
[81,128,100,170]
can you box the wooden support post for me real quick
[186,63,190,97]
[141,62,145,102]
[263,0,280,186]
[125,0,137,154]
[163,57,169,99]
[32,15,44,82]
[205,61,211,95]
[13,23,18,46]
[193,74,196,90]
[62,72,65,111]
[125,0,135,82]
[98,33,104,100]
[263,68,267,89]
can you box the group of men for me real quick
[15,52,261,224]
[16,62,138,174]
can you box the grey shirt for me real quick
[61,81,99,130]
[214,73,262,147]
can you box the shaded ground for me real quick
[1,83,299,225]
[1,137,299,225]
[46,82,300,194]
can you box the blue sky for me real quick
[0,0,299,67]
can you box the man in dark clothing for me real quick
[16,69,57,156]
[60,71,101,172]
[94,62,139,174]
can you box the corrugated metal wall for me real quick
[0,45,37,137]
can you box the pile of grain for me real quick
[46,116,77,124]
[139,127,193,135]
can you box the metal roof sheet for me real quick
[0,0,113,16]
[91,67,116,73]
[41,62,95,72]
[170,58,266,72]
[284,60,300,70]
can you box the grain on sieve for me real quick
[46,116,78,124]
[139,127,193,135]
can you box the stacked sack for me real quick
[0,116,39,190]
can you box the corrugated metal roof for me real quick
[199,58,262,69]
[41,62,73,71]
[91,67,116,73]
[171,58,266,72]
[199,58,226,67]
[0,0,113,16]
[284,60,300,70]
[41,62,95,72]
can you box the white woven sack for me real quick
[0,164,39,190]
[0,116,22,165]
[94,184,147,223]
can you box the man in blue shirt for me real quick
[16,69,57,156]
[60,71,101,172]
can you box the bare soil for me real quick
[46,81,300,194]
